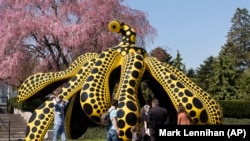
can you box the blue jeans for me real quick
[53,124,66,141]
[107,129,118,141]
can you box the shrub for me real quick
[8,96,47,112]
[219,100,250,118]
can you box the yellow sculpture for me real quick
[18,20,223,141]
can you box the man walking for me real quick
[148,98,169,141]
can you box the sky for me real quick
[123,0,250,70]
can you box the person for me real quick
[148,98,168,141]
[130,125,139,141]
[107,99,119,141]
[139,105,150,141]
[51,89,69,141]
[177,103,193,125]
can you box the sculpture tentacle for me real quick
[144,57,223,124]
[80,49,122,123]
[25,100,54,141]
[18,53,98,102]
[115,53,145,141]
[24,55,98,141]
[163,63,223,124]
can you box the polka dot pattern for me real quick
[25,100,54,141]
[21,54,98,141]
[80,49,120,123]
[144,57,223,125]
[114,53,145,140]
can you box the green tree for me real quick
[186,68,197,83]
[211,8,250,100]
[172,50,186,73]
[226,8,250,72]
[237,68,250,100]
[150,46,174,65]
[210,46,239,100]
[195,56,216,93]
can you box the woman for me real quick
[177,103,193,125]
[139,104,150,141]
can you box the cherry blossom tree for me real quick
[0,0,156,87]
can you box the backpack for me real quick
[101,109,114,126]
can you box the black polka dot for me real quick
[126,101,137,112]
[136,55,143,61]
[170,74,177,80]
[81,92,88,102]
[99,53,105,58]
[95,60,102,66]
[200,110,208,123]
[131,71,139,78]
[126,113,137,125]
[32,127,37,132]
[127,95,135,101]
[170,84,175,88]
[119,130,125,137]
[178,92,184,97]
[82,83,90,90]
[117,119,126,128]
[129,80,136,87]
[30,76,34,80]
[186,103,192,110]
[176,82,185,88]
[34,120,40,126]
[29,134,35,139]
[182,97,188,103]
[91,68,98,74]
[83,104,93,115]
[43,108,50,114]
[190,110,196,117]
[193,98,203,109]
[38,114,45,120]
[71,76,77,81]
[125,128,132,140]
[127,88,134,95]
[119,97,126,101]
[134,62,142,69]
[86,76,94,82]
[91,99,96,104]
[174,88,179,93]
[117,109,125,118]
[118,102,125,108]
[89,93,94,98]
[184,89,194,97]
[48,103,54,108]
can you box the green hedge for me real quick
[218,100,250,118]
[8,97,46,113]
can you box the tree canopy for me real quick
[193,8,250,101]
[0,0,156,87]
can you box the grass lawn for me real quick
[223,117,250,125]
[65,118,250,141]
